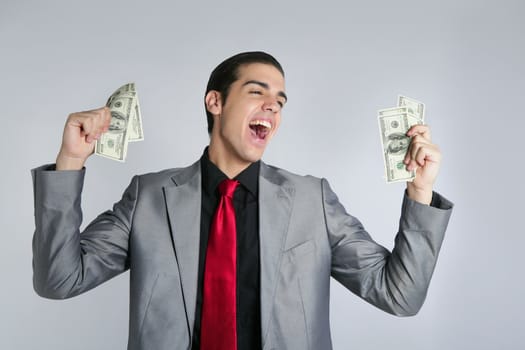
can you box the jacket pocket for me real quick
[288,240,315,261]
[268,241,316,349]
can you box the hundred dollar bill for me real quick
[398,95,425,121]
[129,91,144,141]
[378,107,423,183]
[96,83,143,162]
[106,83,144,141]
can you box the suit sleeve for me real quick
[322,178,453,316]
[31,164,137,299]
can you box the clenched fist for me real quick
[56,107,111,170]
[404,124,441,205]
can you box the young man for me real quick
[32,51,453,350]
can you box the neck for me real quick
[208,143,251,179]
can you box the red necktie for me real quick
[201,179,239,350]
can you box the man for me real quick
[32,51,453,350]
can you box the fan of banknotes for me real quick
[95,83,144,162]
[378,95,425,183]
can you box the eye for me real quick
[249,90,262,95]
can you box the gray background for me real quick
[2,0,524,349]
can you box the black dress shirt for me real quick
[192,149,261,350]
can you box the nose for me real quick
[262,97,280,113]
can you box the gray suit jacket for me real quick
[32,160,453,350]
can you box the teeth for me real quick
[249,120,272,129]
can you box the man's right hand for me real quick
[56,107,112,170]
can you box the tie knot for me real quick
[218,179,239,198]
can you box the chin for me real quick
[244,153,263,164]
[241,148,265,163]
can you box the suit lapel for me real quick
[163,161,201,341]
[162,160,295,346]
[259,162,295,346]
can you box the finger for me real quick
[94,109,108,133]
[405,149,419,171]
[80,115,101,143]
[404,139,424,169]
[407,124,432,141]
[410,139,427,167]
[405,149,423,171]
[89,107,111,137]
[404,135,425,164]
[85,120,97,143]
[415,146,428,167]
[408,143,441,170]
[102,106,111,132]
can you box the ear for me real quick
[205,90,222,117]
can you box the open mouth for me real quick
[249,120,271,140]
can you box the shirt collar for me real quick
[200,147,260,197]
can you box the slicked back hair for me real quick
[204,51,285,134]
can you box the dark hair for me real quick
[204,51,285,134]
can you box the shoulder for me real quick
[136,167,180,180]
[261,162,324,188]
[132,160,200,187]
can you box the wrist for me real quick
[56,152,86,171]
[406,183,433,205]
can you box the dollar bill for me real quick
[96,83,144,162]
[105,83,144,141]
[378,106,423,183]
[398,95,425,121]
[128,91,144,142]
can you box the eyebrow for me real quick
[242,80,288,103]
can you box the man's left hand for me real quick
[403,124,441,205]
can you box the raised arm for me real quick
[32,107,133,299]
[327,124,453,315]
